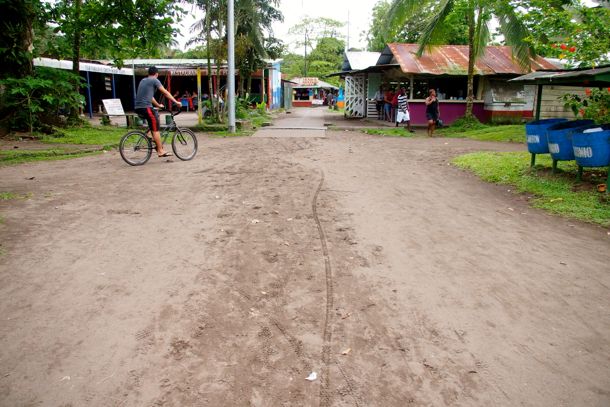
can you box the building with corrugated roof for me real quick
[290,77,339,107]
[331,45,561,124]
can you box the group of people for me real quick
[171,90,210,111]
[373,86,441,136]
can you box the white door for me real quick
[344,74,366,118]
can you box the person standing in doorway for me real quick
[425,88,440,137]
[396,87,415,132]
[374,86,385,120]
[134,66,179,157]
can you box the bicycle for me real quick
[119,108,198,166]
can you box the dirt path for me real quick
[1,109,609,406]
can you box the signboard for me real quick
[102,99,125,115]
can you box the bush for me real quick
[562,88,610,124]
[256,101,266,115]
[0,67,85,134]
[440,115,488,134]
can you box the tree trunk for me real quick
[238,75,244,98]
[215,15,224,122]
[1,0,34,79]
[205,1,216,121]
[465,0,475,118]
[71,0,82,118]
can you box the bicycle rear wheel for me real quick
[172,128,198,161]
[120,131,152,166]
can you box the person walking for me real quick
[425,89,440,137]
[384,87,394,122]
[396,87,415,132]
[391,89,399,123]
[134,66,179,157]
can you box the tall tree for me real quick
[42,0,180,115]
[387,0,535,117]
[513,0,610,68]
[190,0,283,108]
[288,17,344,76]
[0,0,43,79]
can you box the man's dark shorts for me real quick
[376,100,384,112]
[135,107,160,132]
[426,112,439,121]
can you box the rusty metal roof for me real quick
[379,44,559,75]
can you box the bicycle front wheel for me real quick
[120,131,152,166]
[172,128,198,161]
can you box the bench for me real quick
[101,114,142,128]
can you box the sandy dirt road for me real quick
[0,109,609,407]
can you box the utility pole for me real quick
[227,0,236,133]
[347,9,350,51]
[304,29,308,77]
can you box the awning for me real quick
[33,58,134,75]
[510,65,610,87]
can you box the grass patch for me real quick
[208,130,253,137]
[0,192,31,200]
[41,126,125,148]
[0,149,101,165]
[453,151,610,226]
[363,128,416,137]
[438,124,524,142]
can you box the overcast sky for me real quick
[174,0,381,53]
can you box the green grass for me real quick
[0,149,101,165]
[438,124,524,142]
[0,192,31,200]
[41,126,125,148]
[363,128,416,137]
[453,151,610,227]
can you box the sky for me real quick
[174,0,381,53]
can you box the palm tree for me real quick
[190,0,282,111]
[387,0,535,117]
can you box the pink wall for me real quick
[408,102,486,125]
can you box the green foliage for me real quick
[0,148,100,165]
[362,128,416,137]
[0,0,43,78]
[366,0,469,51]
[287,16,344,78]
[41,0,181,63]
[0,67,85,134]
[437,123,524,142]
[453,151,610,226]
[0,192,31,200]
[256,101,266,115]
[281,52,306,78]
[281,36,344,85]
[308,37,344,67]
[41,125,125,148]
[562,88,610,124]
[189,0,284,98]
[513,0,610,68]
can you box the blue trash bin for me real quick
[547,120,594,163]
[572,125,610,168]
[526,118,568,154]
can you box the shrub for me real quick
[562,88,610,124]
[0,67,85,134]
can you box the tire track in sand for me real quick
[312,169,334,407]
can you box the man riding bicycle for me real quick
[134,66,179,158]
